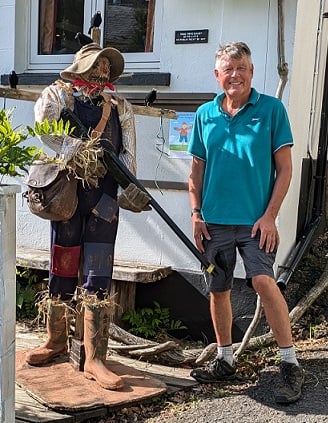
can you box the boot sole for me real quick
[84,371,124,390]
[274,391,302,404]
[26,348,68,366]
[191,374,236,383]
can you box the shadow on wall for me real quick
[135,271,265,343]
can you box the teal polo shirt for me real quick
[188,88,293,225]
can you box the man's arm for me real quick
[189,157,211,252]
[251,145,293,253]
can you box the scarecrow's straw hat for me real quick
[60,43,124,83]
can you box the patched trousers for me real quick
[49,173,119,300]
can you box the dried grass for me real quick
[78,289,118,310]
[64,137,107,188]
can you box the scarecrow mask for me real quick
[80,56,111,85]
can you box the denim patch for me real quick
[83,242,114,277]
[92,193,118,223]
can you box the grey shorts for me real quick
[204,224,276,292]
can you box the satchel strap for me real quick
[91,92,112,140]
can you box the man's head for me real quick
[60,43,124,84]
[214,42,253,100]
[215,42,252,67]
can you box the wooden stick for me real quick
[0,87,39,102]
[90,28,101,45]
[0,86,177,119]
[128,341,180,357]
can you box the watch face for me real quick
[191,209,201,217]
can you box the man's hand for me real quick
[251,214,280,253]
[117,183,151,212]
[192,214,211,252]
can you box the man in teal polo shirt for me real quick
[188,41,304,404]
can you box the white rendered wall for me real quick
[2,0,319,278]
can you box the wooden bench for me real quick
[16,247,172,324]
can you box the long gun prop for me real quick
[60,108,216,275]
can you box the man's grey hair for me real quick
[215,42,252,65]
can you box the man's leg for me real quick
[252,275,304,403]
[252,275,292,347]
[210,290,233,348]
[190,289,236,382]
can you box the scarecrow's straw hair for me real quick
[77,288,118,310]
[32,291,75,324]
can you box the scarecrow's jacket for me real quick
[34,80,137,175]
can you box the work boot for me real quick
[26,299,69,365]
[274,362,305,404]
[190,356,236,383]
[83,303,124,390]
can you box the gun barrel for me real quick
[104,148,216,275]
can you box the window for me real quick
[104,1,155,53]
[29,0,161,72]
[38,0,84,55]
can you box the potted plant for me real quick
[0,107,41,422]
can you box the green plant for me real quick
[122,300,187,339]
[0,108,42,181]
[16,267,47,319]
[27,117,75,137]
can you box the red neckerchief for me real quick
[72,79,115,94]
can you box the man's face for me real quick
[214,54,253,99]
[81,56,111,84]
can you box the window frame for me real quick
[28,0,162,72]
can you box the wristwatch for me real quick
[191,208,201,217]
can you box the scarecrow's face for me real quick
[81,56,111,84]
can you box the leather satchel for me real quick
[24,161,78,221]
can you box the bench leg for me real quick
[110,279,136,327]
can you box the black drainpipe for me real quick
[277,13,328,290]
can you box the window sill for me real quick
[123,92,216,112]
[1,72,171,87]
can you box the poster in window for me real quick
[169,112,195,159]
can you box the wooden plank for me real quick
[112,355,197,391]
[15,385,74,423]
[0,87,177,119]
[16,248,172,282]
[16,248,50,271]
[113,260,172,283]
[16,383,108,422]
[16,323,46,351]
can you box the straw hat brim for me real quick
[60,46,124,83]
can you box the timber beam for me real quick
[0,86,177,119]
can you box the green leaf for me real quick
[0,109,43,177]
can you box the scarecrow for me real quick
[26,41,151,390]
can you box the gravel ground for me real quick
[147,345,328,423]
[98,339,328,423]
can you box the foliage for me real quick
[27,118,75,137]
[16,267,47,319]
[122,300,187,339]
[0,108,42,179]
